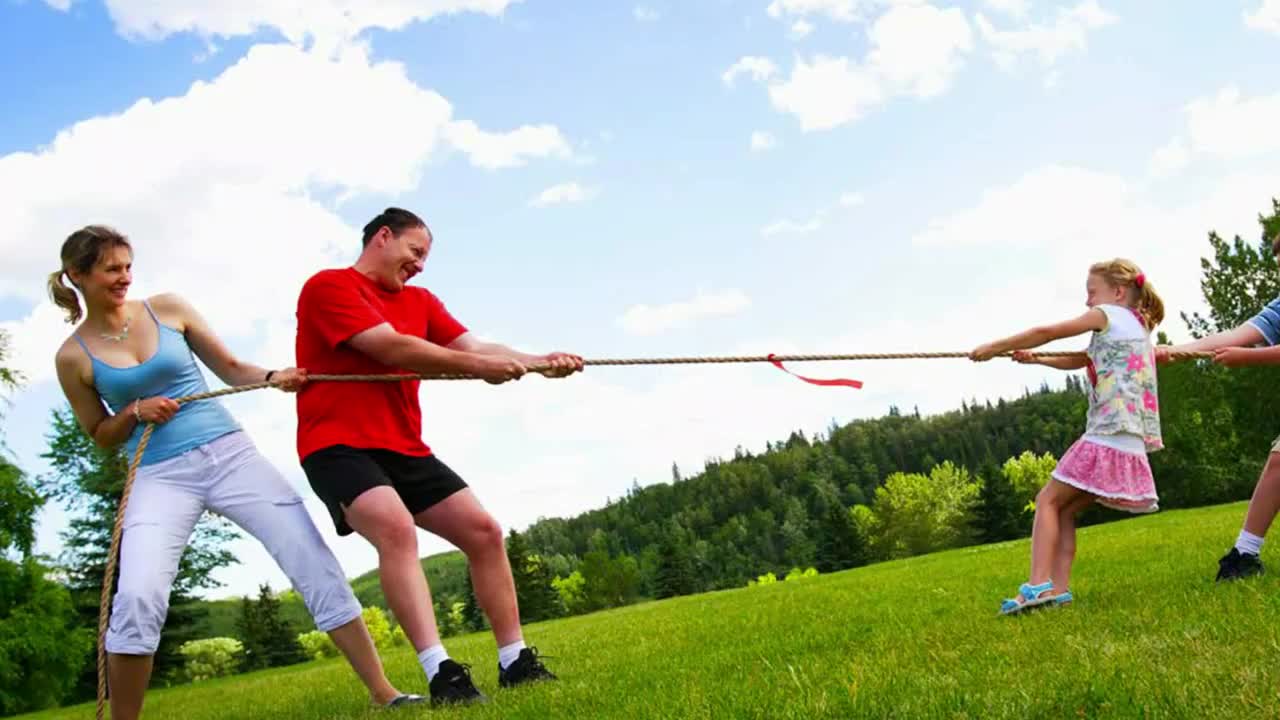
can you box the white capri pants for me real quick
[105,430,362,655]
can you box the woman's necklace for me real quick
[100,314,132,343]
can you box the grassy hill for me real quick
[21,501,1280,719]
[192,551,470,639]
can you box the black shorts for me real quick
[301,445,469,536]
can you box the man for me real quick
[1161,229,1280,582]
[293,207,584,705]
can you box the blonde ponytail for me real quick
[47,269,83,324]
[1135,280,1165,330]
[1089,258,1164,330]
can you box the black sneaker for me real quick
[1216,547,1265,582]
[429,660,488,706]
[498,647,558,688]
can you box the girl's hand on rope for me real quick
[1154,346,1172,365]
[268,367,308,392]
[537,352,584,378]
[1011,350,1039,364]
[135,397,180,424]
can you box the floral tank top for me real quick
[1083,304,1163,452]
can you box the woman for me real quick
[50,225,423,718]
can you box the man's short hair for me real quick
[361,207,428,247]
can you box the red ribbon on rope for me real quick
[768,354,864,389]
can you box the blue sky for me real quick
[3,0,1279,600]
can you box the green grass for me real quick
[20,501,1280,719]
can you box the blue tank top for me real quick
[75,301,241,466]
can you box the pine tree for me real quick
[505,529,562,622]
[525,553,566,620]
[237,583,304,671]
[461,566,487,632]
[816,504,867,573]
[975,460,1024,543]
[655,535,696,597]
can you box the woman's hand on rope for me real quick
[135,397,180,424]
[1010,350,1039,364]
[268,367,308,392]
[536,352,585,378]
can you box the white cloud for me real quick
[839,191,865,207]
[750,131,777,151]
[1246,0,1280,35]
[1180,86,1280,160]
[912,165,1136,250]
[761,214,825,237]
[444,121,572,170]
[867,2,973,98]
[790,19,816,39]
[762,190,865,236]
[767,56,883,131]
[98,0,523,51]
[976,1,1117,71]
[617,290,751,335]
[762,4,971,131]
[633,5,660,22]
[42,0,73,11]
[1149,138,1190,178]
[1151,86,1280,177]
[722,56,779,87]
[528,181,595,208]
[983,0,1028,19]
[0,304,75,386]
[767,0,862,23]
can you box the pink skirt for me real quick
[1051,437,1159,514]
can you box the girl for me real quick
[50,225,425,718]
[969,258,1165,615]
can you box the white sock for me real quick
[1237,530,1265,556]
[417,644,449,681]
[498,640,526,670]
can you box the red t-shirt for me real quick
[294,268,467,461]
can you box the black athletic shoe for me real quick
[498,647,558,688]
[429,660,488,706]
[1216,547,1265,582]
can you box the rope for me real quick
[93,347,1211,717]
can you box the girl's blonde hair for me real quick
[48,225,132,324]
[1089,258,1164,330]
